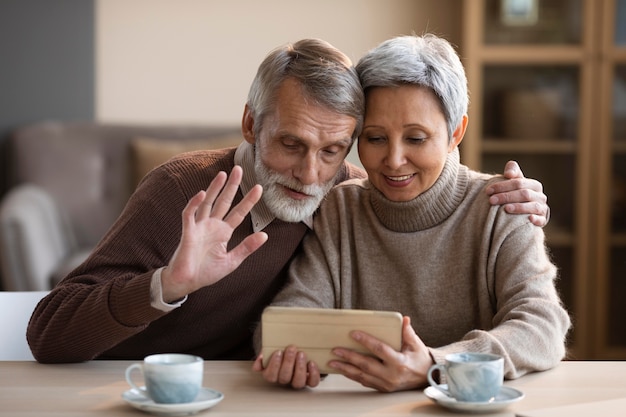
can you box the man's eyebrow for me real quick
[278,134,352,147]
[334,137,353,147]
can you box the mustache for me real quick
[273,177,326,198]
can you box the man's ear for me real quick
[241,104,256,145]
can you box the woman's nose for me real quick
[384,143,406,169]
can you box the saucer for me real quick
[424,385,524,413]
[122,387,224,416]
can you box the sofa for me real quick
[0,121,242,291]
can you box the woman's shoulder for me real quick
[466,169,511,200]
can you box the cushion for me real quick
[131,136,242,186]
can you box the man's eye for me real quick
[283,141,300,150]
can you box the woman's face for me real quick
[358,85,466,202]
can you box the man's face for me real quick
[252,78,357,222]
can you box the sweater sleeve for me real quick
[26,165,191,363]
[430,217,571,379]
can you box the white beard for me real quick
[254,147,337,223]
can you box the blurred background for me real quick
[0,0,624,361]
[0,0,457,172]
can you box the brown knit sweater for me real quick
[26,147,364,363]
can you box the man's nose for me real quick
[294,153,320,185]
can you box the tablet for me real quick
[261,306,403,373]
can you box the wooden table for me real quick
[1,360,625,416]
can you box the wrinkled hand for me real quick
[486,160,550,227]
[327,316,433,392]
[252,346,322,390]
[161,166,268,302]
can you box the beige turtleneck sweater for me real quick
[265,148,571,379]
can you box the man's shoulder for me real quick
[138,149,236,195]
[336,161,366,183]
[168,147,236,169]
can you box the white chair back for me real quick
[0,185,73,291]
[0,291,49,360]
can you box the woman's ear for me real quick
[449,114,468,151]
[241,104,256,145]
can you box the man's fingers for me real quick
[194,166,250,221]
[503,160,522,179]
[528,214,548,228]
[503,200,547,216]
[196,171,227,219]
[210,166,245,219]
[229,232,268,263]
[182,190,206,230]
[225,184,263,228]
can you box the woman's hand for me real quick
[252,346,323,389]
[487,160,550,227]
[161,165,268,302]
[327,316,434,392]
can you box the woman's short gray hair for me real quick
[247,39,364,140]
[356,34,468,142]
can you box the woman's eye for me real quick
[366,136,385,143]
[407,137,426,144]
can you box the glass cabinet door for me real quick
[484,0,583,45]
[462,0,593,357]
[603,0,626,355]
[478,0,588,354]
[464,0,626,359]
[480,65,580,318]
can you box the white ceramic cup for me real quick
[125,353,203,404]
[427,352,504,402]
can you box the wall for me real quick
[96,0,460,126]
[0,0,94,193]
[0,0,460,193]
[0,0,459,288]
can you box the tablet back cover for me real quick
[261,306,402,373]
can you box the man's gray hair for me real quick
[356,34,468,142]
[247,39,364,140]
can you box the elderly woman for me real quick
[253,34,571,392]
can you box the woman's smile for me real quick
[384,173,415,186]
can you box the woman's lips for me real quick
[384,173,415,187]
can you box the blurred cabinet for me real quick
[461,0,626,359]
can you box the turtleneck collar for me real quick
[369,147,468,233]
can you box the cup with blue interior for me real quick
[427,352,504,403]
[125,353,203,404]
